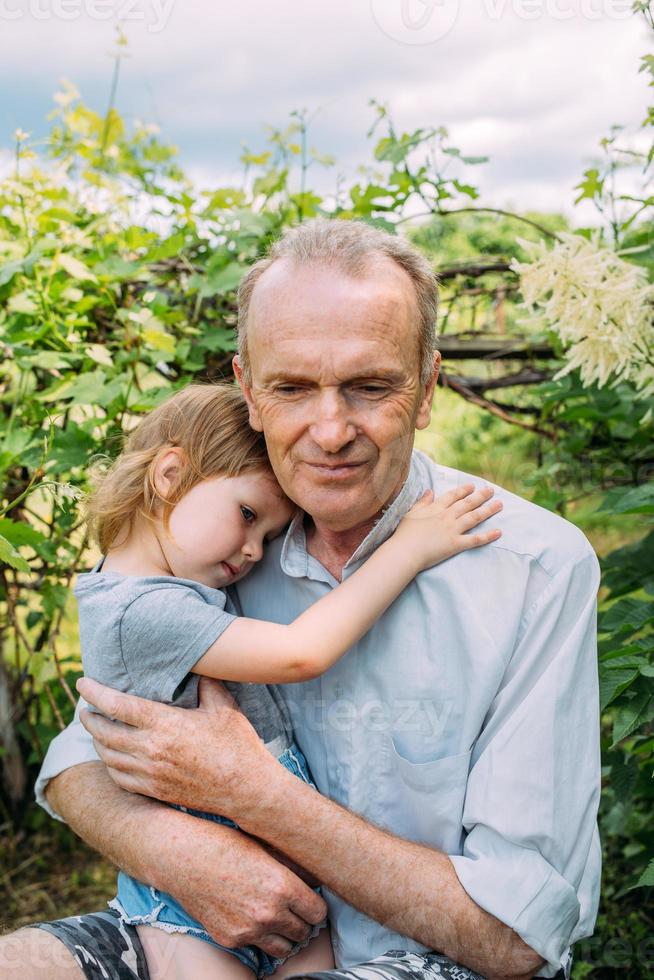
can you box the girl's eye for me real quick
[240,506,256,524]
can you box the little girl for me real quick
[77,382,502,980]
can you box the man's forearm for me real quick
[73,679,545,975]
[46,762,187,892]
[45,760,328,957]
[237,765,545,980]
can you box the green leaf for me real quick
[142,327,176,354]
[36,371,104,404]
[1,427,35,463]
[40,581,69,619]
[608,754,640,802]
[600,598,653,636]
[85,344,113,367]
[49,422,96,471]
[145,232,187,262]
[601,530,654,599]
[599,483,654,516]
[253,168,287,197]
[375,129,430,164]
[8,292,39,314]
[199,261,247,299]
[452,179,479,200]
[611,690,654,746]
[0,518,47,552]
[574,167,604,204]
[635,859,654,888]
[55,252,97,282]
[18,350,79,370]
[459,154,489,165]
[600,666,640,710]
[0,533,30,572]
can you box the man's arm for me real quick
[80,545,602,980]
[78,679,544,980]
[39,732,326,957]
[230,760,545,980]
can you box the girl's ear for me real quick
[153,447,186,499]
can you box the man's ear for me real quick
[416,351,441,431]
[152,447,186,498]
[233,355,264,432]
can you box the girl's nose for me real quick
[243,538,263,563]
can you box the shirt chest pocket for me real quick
[384,735,472,855]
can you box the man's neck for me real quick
[305,518,377,581]
[305,475,410,581]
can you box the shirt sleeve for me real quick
[449,546,602,977]
[119,586,236,703]
[34,697,100,821]
[35,586,238,820]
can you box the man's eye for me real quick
[240,506,256,523]
[276,385,302,395]
[358,385,386,395]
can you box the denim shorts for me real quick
[108,742,322,978]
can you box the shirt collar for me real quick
[279,453,427,580]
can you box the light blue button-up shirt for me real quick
[36,450,601,978]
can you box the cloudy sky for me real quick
[0,0,650,221]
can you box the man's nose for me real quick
[309,392,357,454]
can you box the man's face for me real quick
[234,257,440,532]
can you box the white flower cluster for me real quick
[510,234,654,398]
[45,482,84,506]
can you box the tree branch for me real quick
[439,370,556,439]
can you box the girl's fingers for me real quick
[439,484,475,507]
[450,485,495,516]
[458,500,503,530]
[405,489,435,517]
[461,527,502,549]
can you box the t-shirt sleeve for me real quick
[119,585,236,703]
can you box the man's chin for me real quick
[300,484,387,533]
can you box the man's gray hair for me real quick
[236,218,439,387]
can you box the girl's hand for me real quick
[396,484,503,570]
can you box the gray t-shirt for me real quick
[75,563,293,752]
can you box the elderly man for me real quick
[1,219,601,980]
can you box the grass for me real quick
[1,820,116,933]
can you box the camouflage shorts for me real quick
[30,910,567,980]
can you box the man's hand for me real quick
[148,813,326,958]
[77,676,277,820]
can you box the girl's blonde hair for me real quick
[86,383,273,553]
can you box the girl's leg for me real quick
[273,926,335,978]
[137,925,255,980]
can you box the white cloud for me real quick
[0,0,650,215]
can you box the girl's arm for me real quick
[193,483,502,684]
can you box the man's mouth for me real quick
[304,460,368,479]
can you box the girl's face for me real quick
[158,468,295,589]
